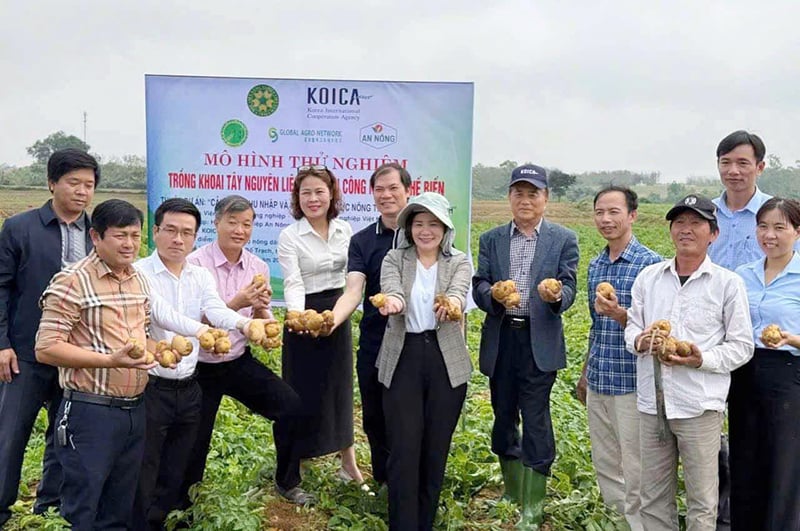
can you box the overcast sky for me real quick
[2,0,798,181]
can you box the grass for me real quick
[3,191,680,530]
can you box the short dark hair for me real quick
[214,195,254,222]
[716,130,766,163]
[155,198,201,230]
[369,162,412,190]
[47,149,101,187]
[290,167,343,221]
[91,199,143,238]
[593,185,638,212]
[756,197,800,229]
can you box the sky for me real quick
[1,0,798,181]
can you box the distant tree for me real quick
[26,131,90,164]
[548,169,576,201]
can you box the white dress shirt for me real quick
[407,260,438,333]
[136,252,247,379]
[625,256,754,419]
[278,217,352,311]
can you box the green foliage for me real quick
[26,131,90,164]
[549,169,576,201]
[760,154,800,198]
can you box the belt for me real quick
[63,389,143,409]
[149,372,197,390]
[503,315,529,329]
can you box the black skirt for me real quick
[282,288,354,458]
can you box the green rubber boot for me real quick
[499,457,523,504]
[515,466,546,530]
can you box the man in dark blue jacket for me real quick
[0,149,98,526]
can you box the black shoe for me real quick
[275,483,316,506]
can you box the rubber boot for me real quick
[515,466,546,530]
[499,457,523,504]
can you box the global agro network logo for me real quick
[359,122,397,149]
[221,119,248,147]
[247,84,279,117]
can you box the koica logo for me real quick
[360,122,397,149]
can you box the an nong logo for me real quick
[360,122,397,149]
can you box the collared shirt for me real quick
[736,253,800,355]
[347,217,400,350]
[709,188,771,270]
[625,256,754,419]
[587,236,663,395]
[278,217,352,311]
[135,252,248,378]
[59,215,88,266]
[36,250,204,397]
[186,241,271,363]
[507,218,542,316]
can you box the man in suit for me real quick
[473,164,579,529]
[0,149,98,527]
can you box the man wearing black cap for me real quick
[473,164,579,529]
[624,195,753,531]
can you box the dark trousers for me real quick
[132,377,202,531]
[0,360,62,526]
[181,349,303,505]
[490,322,557,476]
[383,332,466,531]
[56,397,146,530]
[356,344,389,484]
[729,349,800,531]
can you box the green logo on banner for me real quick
[221,119,248,147]
[247,84,279,116]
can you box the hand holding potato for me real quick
[491,280,521,309]
[537,278,562,303]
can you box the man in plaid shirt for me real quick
[577,186,662,530]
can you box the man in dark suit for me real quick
[473,164,579,529]
[0,149,98,527]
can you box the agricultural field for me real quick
[2,189,679,530]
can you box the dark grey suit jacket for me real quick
[472,219,579,376]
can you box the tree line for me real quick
[3,132,799,200]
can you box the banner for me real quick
[145,75,474,300]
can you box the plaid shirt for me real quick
[37,250,202,397]
[507,220,540,316]
[587,236,662,395]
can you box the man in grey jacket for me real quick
[473,164,579,529]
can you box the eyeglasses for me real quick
[157,226,196,239]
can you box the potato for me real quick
[214,337,231,354]
[302,310,324,331]
[435,294,462,321]
[251,273,267,288]
[761,324,783,347]
[199,332,215,350]
[675,340,693,357]
[651,319,672,336]
[143,351,156,365]
[369,293,387,308]
[171,335,193,356]
[659,336,677,361]
[321,310,334,326]
[503,291,521,308]
[265,322,282,338]
[261,335,282,350]
[155,340,170,354]
[540,278,561,293]
[596,282,616,299]
[491,279,516,301]
[245,320,266,343]
[127,337,145,359]
[159,349,177,368]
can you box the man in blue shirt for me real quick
[329,162,410,486]
[577,186,661,531]
[0,149,98,527]
[708,130,771,529]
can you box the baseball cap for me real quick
[665,194,717,221]
[509,164,548,189]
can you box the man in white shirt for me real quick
[625,194,753,531]
[132,199,267,530]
